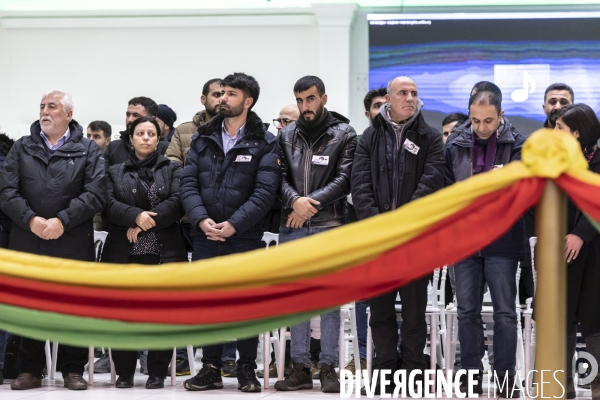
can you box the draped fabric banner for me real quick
[0,129,596,349]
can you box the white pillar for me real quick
[312,3,356,118]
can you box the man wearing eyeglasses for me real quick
[273,105,299,133]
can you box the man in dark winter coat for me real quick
[351,76,444,394]
[104,96,168,167]
[445,82,526,398]
[0,90,106,391]
[181,73,280,394]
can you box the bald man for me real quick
[273,105,300,133]
[351,76,444,394]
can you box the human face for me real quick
[365,96,387,121]
[442,121,459,144]
[295,86,327,123]
[125,104,149,129]
[155,117,170,138]
[39,93,72,136]
[554,117,580,140]
[543,90,573,119]
[201,82,223,119]
[273,105,300,131]
[386,78,418,122]
[469,103,504,140]
[220,86,251,118]
[131,121,159,159]
[86,128,110,152]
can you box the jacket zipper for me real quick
[297,129,330,228]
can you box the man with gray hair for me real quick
[351,76,444,394]
[0,90,106,391]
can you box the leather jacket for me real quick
[279,111,357,228]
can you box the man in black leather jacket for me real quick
[274,76,357,394]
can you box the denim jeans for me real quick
[280,225,340,368]
[355,300,369,360]
[0,330,10,369]
[454,256,518,377]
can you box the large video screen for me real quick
[368,12,600,135]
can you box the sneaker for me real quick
[90,352,110,373]
[319,363,341,393]
[145,375,164,389]
[496,375,520,398]
[237,365,261,392]
[257,361,293,378]
[341,358,367,376]
[221,360,237,377]
[274,362,313,391]
[63,373,88,390]
[310,360,319,379]
[184,365,223,391]
[459,369,483,395]
[176,358,190,376]
[94,348,103,358]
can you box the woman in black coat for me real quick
[555,104,600,400]
[102,116,187,389]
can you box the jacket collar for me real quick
[197,110,267,142]
[451,116,516,148]
[123,153,171,170]
[290,110,350,137]
[371,108,431,136]
[29,119,84,146]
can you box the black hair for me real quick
[470,81,503,103]
[202,78,222,96]
[469,82,503,114]
[221,73,260,109]
[128,96,158,117]
[442,112,468,127]
[544,83,574,103]
[294,76,326,97]
[128,116,161,138]
[363,88,388,111]
[87,120,112,139]
[555,103,600,148]
[0,133,14,157]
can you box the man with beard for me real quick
[104,96,167,167]
[273,76,357,394]
[166,78,222,165]
[445,82,526,398]
[180,73,280,393]
[543,83,574,128]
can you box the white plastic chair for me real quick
[260,232,279,389]
[340,302,361,386]
[93,230,108,261]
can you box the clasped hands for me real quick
[29,216,64,240]
[199,219,236,242]
[127,211,158,243]
[286,197,320,228]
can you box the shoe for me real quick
[496,375,520,398]
[176,358,191,376]
[237,365,261,392]
[90,352,110,373]
[591,375,600,400]
[115,375,134,388]
[145,375,164,389]
[94,348,103,358]
[184,365,223,391]
[567,377,576,399]
[459,370,483,395]
[274,362,313,391]
[319,363,341,393]
[257,361,277,378]
[10,373,42,390]
[340,358,367,376]
[310,360,319,379]
[221,360,237,377]
[139,351,148,375]
[63,373,88,390]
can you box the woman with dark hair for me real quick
[555,103,600,399]
[102,116,187,389]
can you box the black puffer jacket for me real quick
[104,130,169,168]
[351,109,444,220]
[180,111,280,239]
[102,154,187,263]
[0,133,15,248]
[279,111,357,227]
[445,117,526,258]
[0,120,106,261]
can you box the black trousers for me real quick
[112,349,173,378]
[19,337,87,378]
[202,337,258,370]
[369,275,429,373]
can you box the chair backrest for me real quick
[93,231,108,262]
[261,232,279,249]
[530,236,537,293]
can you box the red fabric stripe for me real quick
[0,178,544,325]
[556,174,600,222]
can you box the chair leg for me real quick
[88,346,94,385]
[445,314,453,373]
[51,341,58,380]
[171,348,176,386]
[187,345,196,377]
[277,327,286,382]
[366,324,373,384]
[349,305,361,389]
[108,348,116,385]
[262,332,269,389]
[44,341,52,380]
[339,312,345,374]
[429,315,437,396]
[524,315,532,391]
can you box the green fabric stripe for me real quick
[587,212,600,233]
[0,303,334,350]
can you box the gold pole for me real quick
[534,180,567,399]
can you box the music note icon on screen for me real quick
[511,71,536,103]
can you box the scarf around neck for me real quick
[471,129,498,174]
